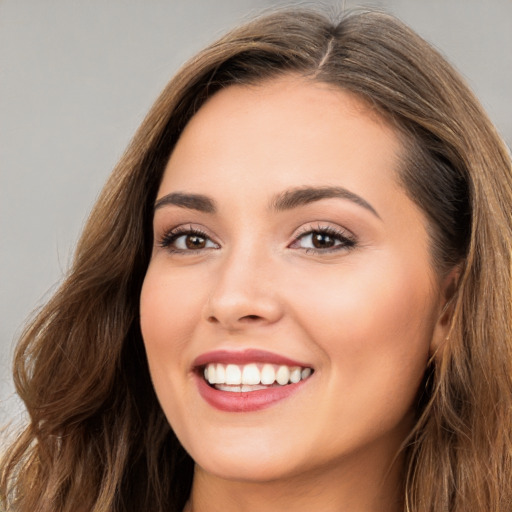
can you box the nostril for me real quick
[206,314,261,325]
[240,315,262,322]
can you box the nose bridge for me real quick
[205,237,282,328]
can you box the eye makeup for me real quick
[290,224,357,254]
[156,221,357,256]
[158,224,219,254]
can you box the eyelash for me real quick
[290,225,357,254]
[158,226,216,253]
[157,224,357,255]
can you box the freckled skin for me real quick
[140,77,451,512]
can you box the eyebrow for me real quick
[153,186,379,219]
[271,186,380,218]
[154,192,216,213]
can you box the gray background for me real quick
[1,0,511,431]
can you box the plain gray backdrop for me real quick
[1,0,511,431]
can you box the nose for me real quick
[204,248,284,331]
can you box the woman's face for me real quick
[140,77,449,483]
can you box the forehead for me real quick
[160,76,403,209]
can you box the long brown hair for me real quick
[2,9,511,512]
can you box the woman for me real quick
[1,8,511,512]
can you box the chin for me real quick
[180,427,310,483]
[195,453,307,484]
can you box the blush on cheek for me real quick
[302,265,434,372]
[140,271,195,351]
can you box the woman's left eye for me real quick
[291,228,356,253]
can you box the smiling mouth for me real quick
[202,363,314,392]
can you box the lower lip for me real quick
[195,373,309,412]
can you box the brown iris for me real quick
[185,234,207,250]
[311,232,337,249]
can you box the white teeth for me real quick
[225,364,242,385]
[206,364,216,384]
[301,368,312,380]
[276,365,290,385]
[206,364,216,383]
[260,364,276,385]
[290,367,301,383]
[216,363,226,383]
[242,364,261,385]
[204,362,313,388]
[216,384,268,392]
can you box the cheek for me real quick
[289,256,437,401]
[139,264,206,424]
[139,265,206,427]
[140,264,205,356]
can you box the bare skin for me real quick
[140,76,453,512]
[186,441,405,512]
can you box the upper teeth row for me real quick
[204,363,312,386]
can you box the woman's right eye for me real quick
[159,228,219,253]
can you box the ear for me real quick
[430,264,462,356]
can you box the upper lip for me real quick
[193,349,312,369]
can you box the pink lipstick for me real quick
[193,349,314,412]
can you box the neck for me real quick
[186,448,405,512]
